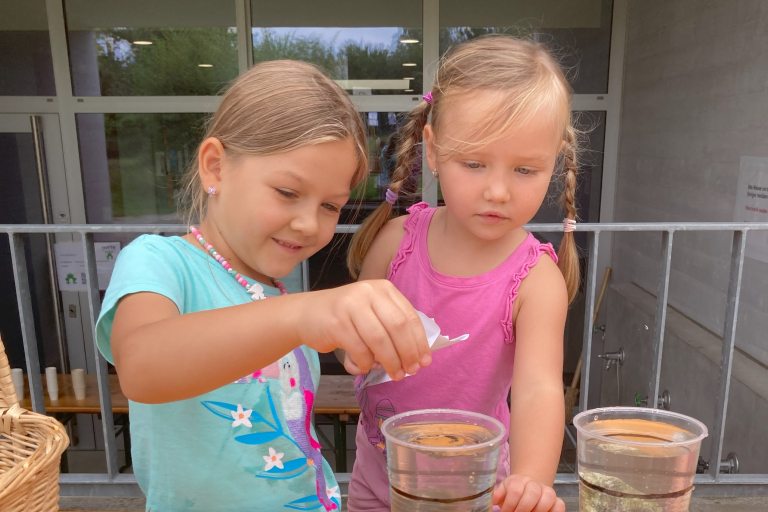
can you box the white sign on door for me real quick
[54,242,121,291]
[734,157,768,263]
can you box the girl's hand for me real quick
[297,280,431,380]
[493,475,565,512]
[342,351,382,376]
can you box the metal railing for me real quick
[2,221,768,498]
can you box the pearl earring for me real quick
[207,187,217,195]
[431,168,438,178]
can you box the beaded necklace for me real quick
[190,225,287,300]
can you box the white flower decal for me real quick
[248,283,266,301]
[231,404,253,428]
[263,447,284,471]
[327,486,341,500]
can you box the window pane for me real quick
[65,0,238,96]
[77,113,206,226]
[251,0,423,95]
[532,111,606,252]
[439,0,613,94]
[0,0,56,95]
[342,111,420,225]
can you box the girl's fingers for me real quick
[552,498,566,512]
[384,286,432,368]
[497,478,524,512]
[369,291,423,376]
[530,486,557,512]
[350,306,405,380]
[510,480,541,512]
[335,317,376,374]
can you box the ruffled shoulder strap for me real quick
[500,240,558,344]
[387,202,432,281]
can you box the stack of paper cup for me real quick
[72,369,86,400]
[10,368,24,400]
[45,366,59,401]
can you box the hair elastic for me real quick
[563,218,576,233]
[423,91,433,104]
[385,188,398,205]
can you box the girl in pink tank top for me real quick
[343,36,581,512]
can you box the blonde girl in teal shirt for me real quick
[96,60,431,512]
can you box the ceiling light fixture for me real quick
[399,38,419,44]
[402,63,417,67]
[198,64,213,68]
[404,89,414,92]
[133,41,153,45]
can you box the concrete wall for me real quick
[612,0,768,366]
[602,284,768,473]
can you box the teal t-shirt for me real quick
[96,235,340,512]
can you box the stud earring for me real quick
[207,187,217,195]
[431,168,438,178]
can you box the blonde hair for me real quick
[348,35,581,303]
[182,60,368,225]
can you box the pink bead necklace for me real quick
[190,225,287,299]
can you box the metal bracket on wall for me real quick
[698,452,740,475]
[635,390,671,410]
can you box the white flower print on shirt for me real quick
[231,404,253,428]
[327,486,341,500]
[263,447,285,471]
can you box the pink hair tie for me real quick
[563,218,576,233]
[423,91,433,104]
[385,188,398,205]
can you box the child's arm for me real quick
[112,278,429,404]
[493,255,567,512]
[335,216,407,374]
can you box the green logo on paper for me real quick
[106,252,114,260]
[65,273,77,284]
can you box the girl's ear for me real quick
[198,137,226,191]
[423,124,437,172]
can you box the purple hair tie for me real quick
[385,188,398,205]
[423,91,433,104]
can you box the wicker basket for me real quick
[0,336,70,512]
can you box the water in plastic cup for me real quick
[382,409,506,512]
[574,407,708,512]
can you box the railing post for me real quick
[82,233,120,479]
[9,233,46,413]
[579,231,600,413]
[709,230,747,480]
[649,230,674,407]
[301,259,310,293]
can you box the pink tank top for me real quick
[353,203,557,483]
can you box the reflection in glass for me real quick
[77,113,206,225]
[251,0,423,95]
[439,0,613,94]
[65,0,238,96]
[0,0,56,95]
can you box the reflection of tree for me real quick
[439,27,511,54]
[104,113,206,219]
[95,28,239,96]
[253,29,344,78]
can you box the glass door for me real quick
[0,114,71,373]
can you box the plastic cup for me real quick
[45,366,59,401]
[72,368,86,400]
[574,407,708,512]
[10,368,24,400]
[382,409,506,512]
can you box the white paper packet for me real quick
[359,311,468,388]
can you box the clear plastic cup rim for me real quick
[573,406,708,447]
[381,408,506,453]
